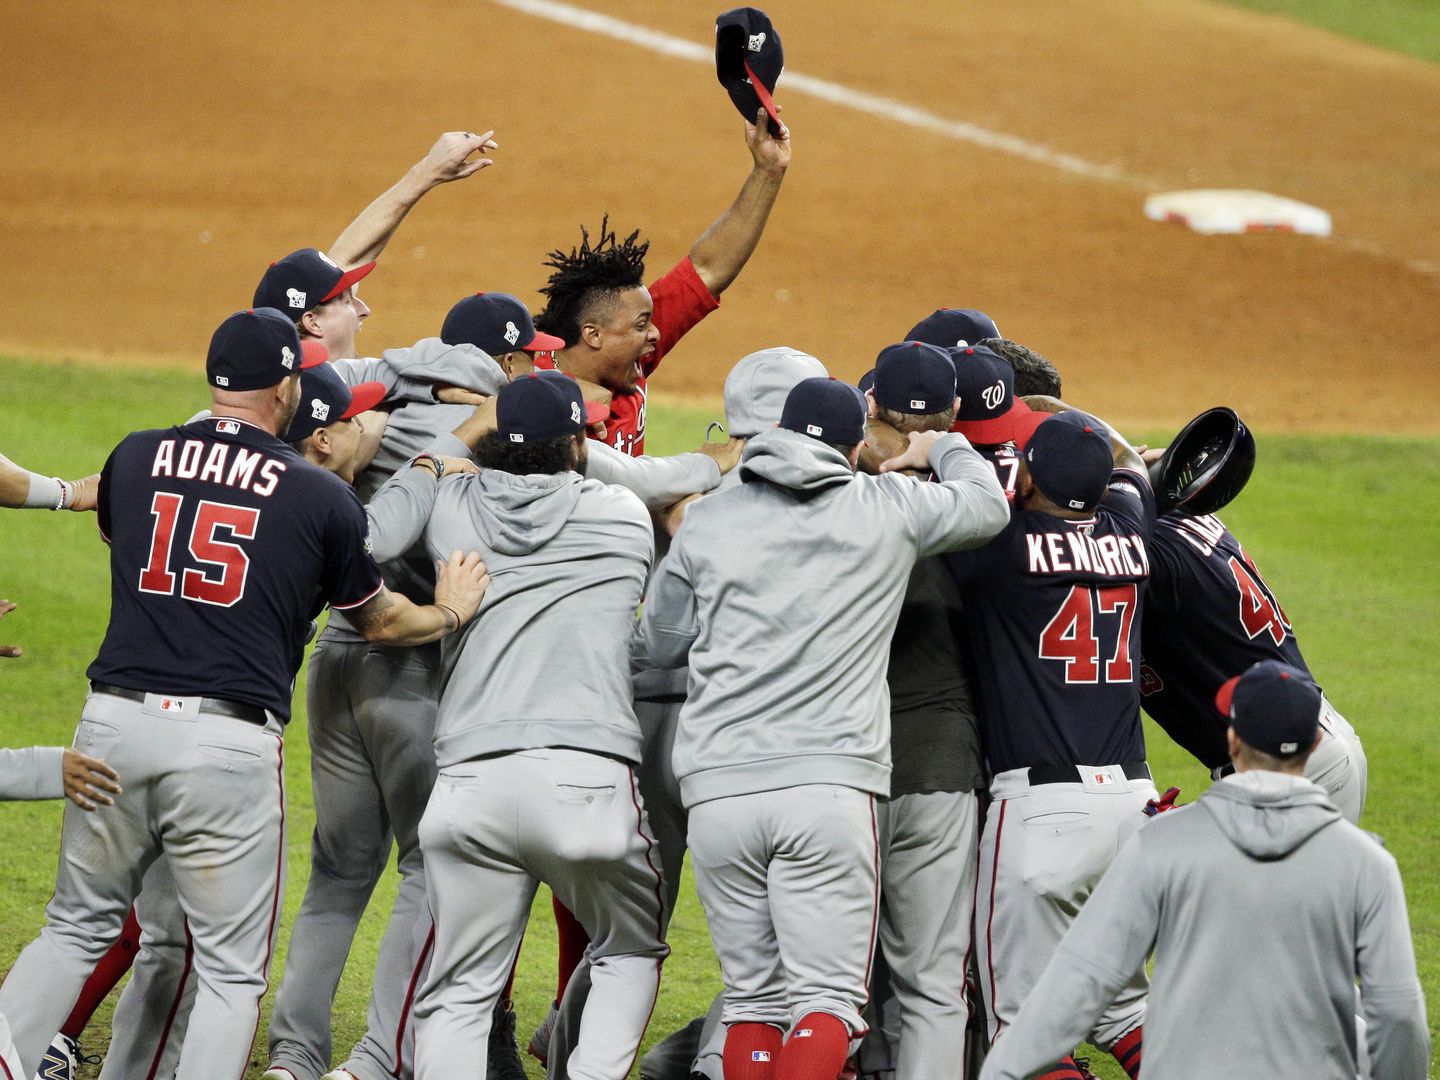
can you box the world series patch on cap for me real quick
[441,292,566,356]
[206,308,328,391]
[284,362,386,443]
[497,371,608,444]
[716,7,784,136]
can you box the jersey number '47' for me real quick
[138,493,259,607]
[1038,583,1137,684]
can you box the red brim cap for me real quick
[584,400,611,425]
[745,60,784,134]
[342,381,387,419]
[952,399,1045,448]
[524,329,567,352]
[1214,675,1242,717]
[300,340,330,368]
[320,260,377,304]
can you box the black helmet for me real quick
[1148,407,1256,516]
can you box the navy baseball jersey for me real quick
[946,470,1155,773]
[1140,511,1309,769]
[88,416,384,719]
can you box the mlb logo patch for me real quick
[806,424,823,437]
[509,433,525,443]
[286,288,307,309]
[217,419,240,435]
[214,376,230,387]
[794,1029,812,1038]
[751,1052,771,1062]
[1094,772,1110,785]
[910,398,927,409]
[159,698,186,714]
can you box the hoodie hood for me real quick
[737,428,856,494]
[470,469,584,556]
[723,346,827,437]
[1199,770,1342,860]
[382,337,507,396]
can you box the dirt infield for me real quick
[1,0,1436,433]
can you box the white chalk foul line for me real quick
[489,0,1133,184]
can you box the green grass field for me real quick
[1,356,1437,1079]
[1222,0,1440,64]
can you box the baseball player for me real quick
[977,338,1062,399]
[548,347,829,1080]
[980,662,1428,1080]
[0,736,120,1080]
[407,372,668,1080]
[642,378,1008,1079]
[944,410,1158,1080]
[904,308,1000,350]
[534,103,791,458]
[0,308,488,1079]
[1142,508,1368,822]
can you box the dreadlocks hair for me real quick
[535,215,650,348]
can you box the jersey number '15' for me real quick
[1038,583,1138,684]
[137,493,259,607]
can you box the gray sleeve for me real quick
[329,356,405,397]
[364,465,440,563]
[880,434,1010,559]
[586,442,722,510]
[380,342,507,397]
[1357,853,1431,1079]
[641,544,700,669]
[980,834,1160,1080]
[0,746,65,801]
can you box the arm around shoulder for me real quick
[881,431,1009,558]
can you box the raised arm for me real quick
[1,451,99,511]
[327,130,498,268]
[688,107,791,297]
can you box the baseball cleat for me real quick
[262,1069,301,1080]
[527,999,559,1065]
[487,999,528,1080]
[34,1034,79,1080]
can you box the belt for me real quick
[1027,760,1151,786]
[91,682,268,727]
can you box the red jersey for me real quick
[603,257,719,456]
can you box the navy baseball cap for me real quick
[497,371,607,444]
[1024,411,1112,512]
[253,248,377,320]
[780,377,866,445]
[715,7,784,136]
[1215,661,1322,758]
[873,341,956,415]
[441,293,566,355]
[284,362,387,443]
[857,369,876,395]
[206,308,329,391]
[951,345,1044,447]
[905,308,1001,350]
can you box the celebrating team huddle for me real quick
[0,55,1429,1080]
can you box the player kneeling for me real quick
[409,372,668,1080]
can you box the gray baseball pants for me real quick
[872,789,980,1080]
[975,766,1156,1050]
[268,639,441,1080]
[0,691,286,1079]
[688,784,880,1040]
[413,749,668,1080]
[98,857,195,1080]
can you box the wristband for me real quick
[22,472,66,510]
[413,453,444,479]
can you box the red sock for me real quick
[62,907,141,1038]
[1111,1025,1143,1079]
[552,896,590,1003]
[1035,1057,1087,1080]
[724,1022,783,1080]
[776,1012,849,1080]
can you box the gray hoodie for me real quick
[980,771,1430,1080]
[0,747,63,801]
[424,469,654,768]
[642,428,1009,807]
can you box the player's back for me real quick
[424,468,654,768]
[948,470,1154,772]
[1140,511,1308,768]
[87,416,380,719]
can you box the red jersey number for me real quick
[137,494,259,608]
[1227,553,1289,646]
[1038,583,1138,684]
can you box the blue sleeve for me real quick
[1101,469,1155,536]
[321,484,386,610]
